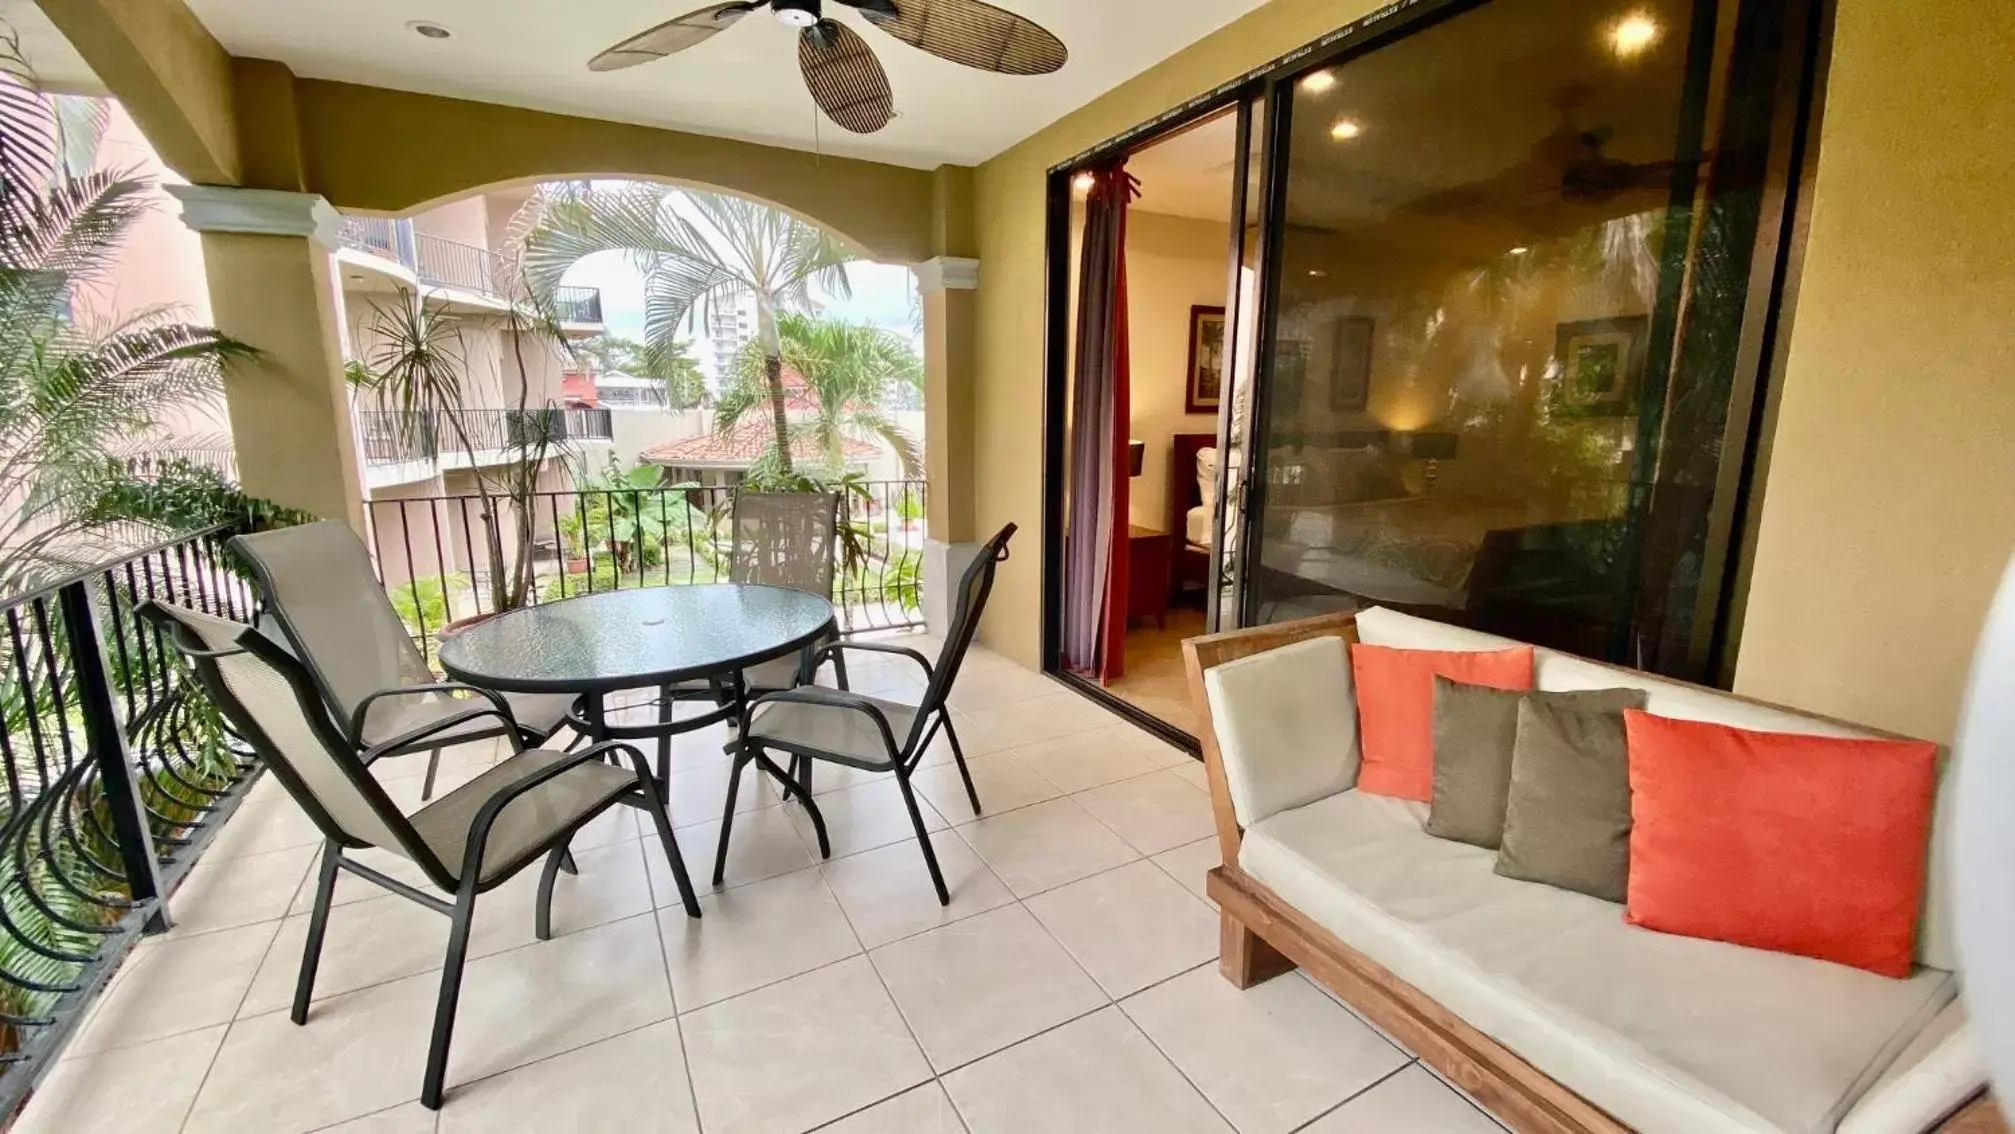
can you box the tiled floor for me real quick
[16,634,1506,1134]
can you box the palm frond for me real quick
[0,31,57,236]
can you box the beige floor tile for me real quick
[666,754,785,829]
[1074,769,1216,855]
[288,844,435,916]
[445,914,677,1086]
[789,777,949,859]
[437,1018,696,1133]
[69,920,276,1055]
[1169,758,1211,792]
[650,803,814,899]
[912,751,1060,823]
[945,665,1061,712]
[204,785,326,859]
[316,1102,440,1133]
[815,1082,967,1133]
[681,956,931,1134]
[869,904,1106,1072]
[821,830,1015,948]
[806,760,888,796]
[942,1007,1231,1133]
[1123,968,1410,1133]
[1301,1064,1505,1132]
[660,866,862,1010]
[1152,836,1225,906]
[166,843,316,937]
[957,797,1139,898]
[245,840,654,1018]
[1025,860,1218,997]
[957,692,1119,755]
[1015,727,1172,793]
[185,973,440,1133]
[12,1024,224,1134]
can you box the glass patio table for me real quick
[437,584,837,787]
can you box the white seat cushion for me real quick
[1239,791,1957,1134]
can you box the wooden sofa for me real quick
[1183,611,2002,1134]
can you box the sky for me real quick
[554,193,924,359]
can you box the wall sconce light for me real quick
[1128,440,1146,479]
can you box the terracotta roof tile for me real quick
[641,420,877,467]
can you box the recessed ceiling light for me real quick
[1301,70,1337,94]
[348,273,366,281]
[1308,269,1328,278]
[1509,246,1531,256]
[1610,12,1660,57]
[1329,119,1363,142]
[408,20,453,40]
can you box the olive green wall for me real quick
[1731,0,2015,743]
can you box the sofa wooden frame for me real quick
[1181,612,2002,1134]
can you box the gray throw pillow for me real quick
[1425,679,1644,850]
[1494,689,1651,902]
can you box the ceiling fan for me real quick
[588,0,1069,135]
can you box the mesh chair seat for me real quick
[747,693,922,770]
[667,656,806,696]
[409,751,636,883]
[362,689,577,752]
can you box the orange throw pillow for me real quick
[1623,711,1940,978]
[1351,644,1534,801]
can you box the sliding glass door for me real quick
[1230,0,1814,680]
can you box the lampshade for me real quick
[1128,440,1146,478]
[1402,431,1460,461]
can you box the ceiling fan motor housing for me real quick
[773,0,822,28]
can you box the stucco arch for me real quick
[291,79,942,265]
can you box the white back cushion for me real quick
[1356,606,1524,652]
[1205,636,1359,827]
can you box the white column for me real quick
[917,256,981,639]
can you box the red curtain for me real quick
[1061,164,1138,683]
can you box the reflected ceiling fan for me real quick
[588,0,1069,135]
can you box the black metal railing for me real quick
[367,480,928,656]
[335,215,602,325]
[451,409,613,454]
[413,233,501,296]
[354,410,439,467]
[0,527,261,1114]
[553,286,604,325]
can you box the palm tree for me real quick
[0,34,254,593]
[522,184,858,474]
[719,312,922,477]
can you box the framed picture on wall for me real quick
[1328,316,1376,413]
[1186,305,1227,414]
[1550,316,1650,417]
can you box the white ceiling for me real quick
[179,0,1275,169]
[1,0,101,93]
[1129,109,1240,223]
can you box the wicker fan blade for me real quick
[799,20,896,134]
[857,0,1067,76]
[589,2,755,72]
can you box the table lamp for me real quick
[1128,440,1146,478]
[1401,431,1459,495]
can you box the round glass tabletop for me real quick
[436,584,837,695]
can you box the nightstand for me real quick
[1127,525,1172,629]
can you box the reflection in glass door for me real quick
[1240,0,1810,680]
[1206,96,1268,633]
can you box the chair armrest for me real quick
[811,640,935,680]
[747,687,904,761]
[460,741,647,882]
[351,683,518,743]
[363,704,525,763]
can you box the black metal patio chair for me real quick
[713,523,1016,905]
[232,522,577,800]
[139,598,701,1112]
